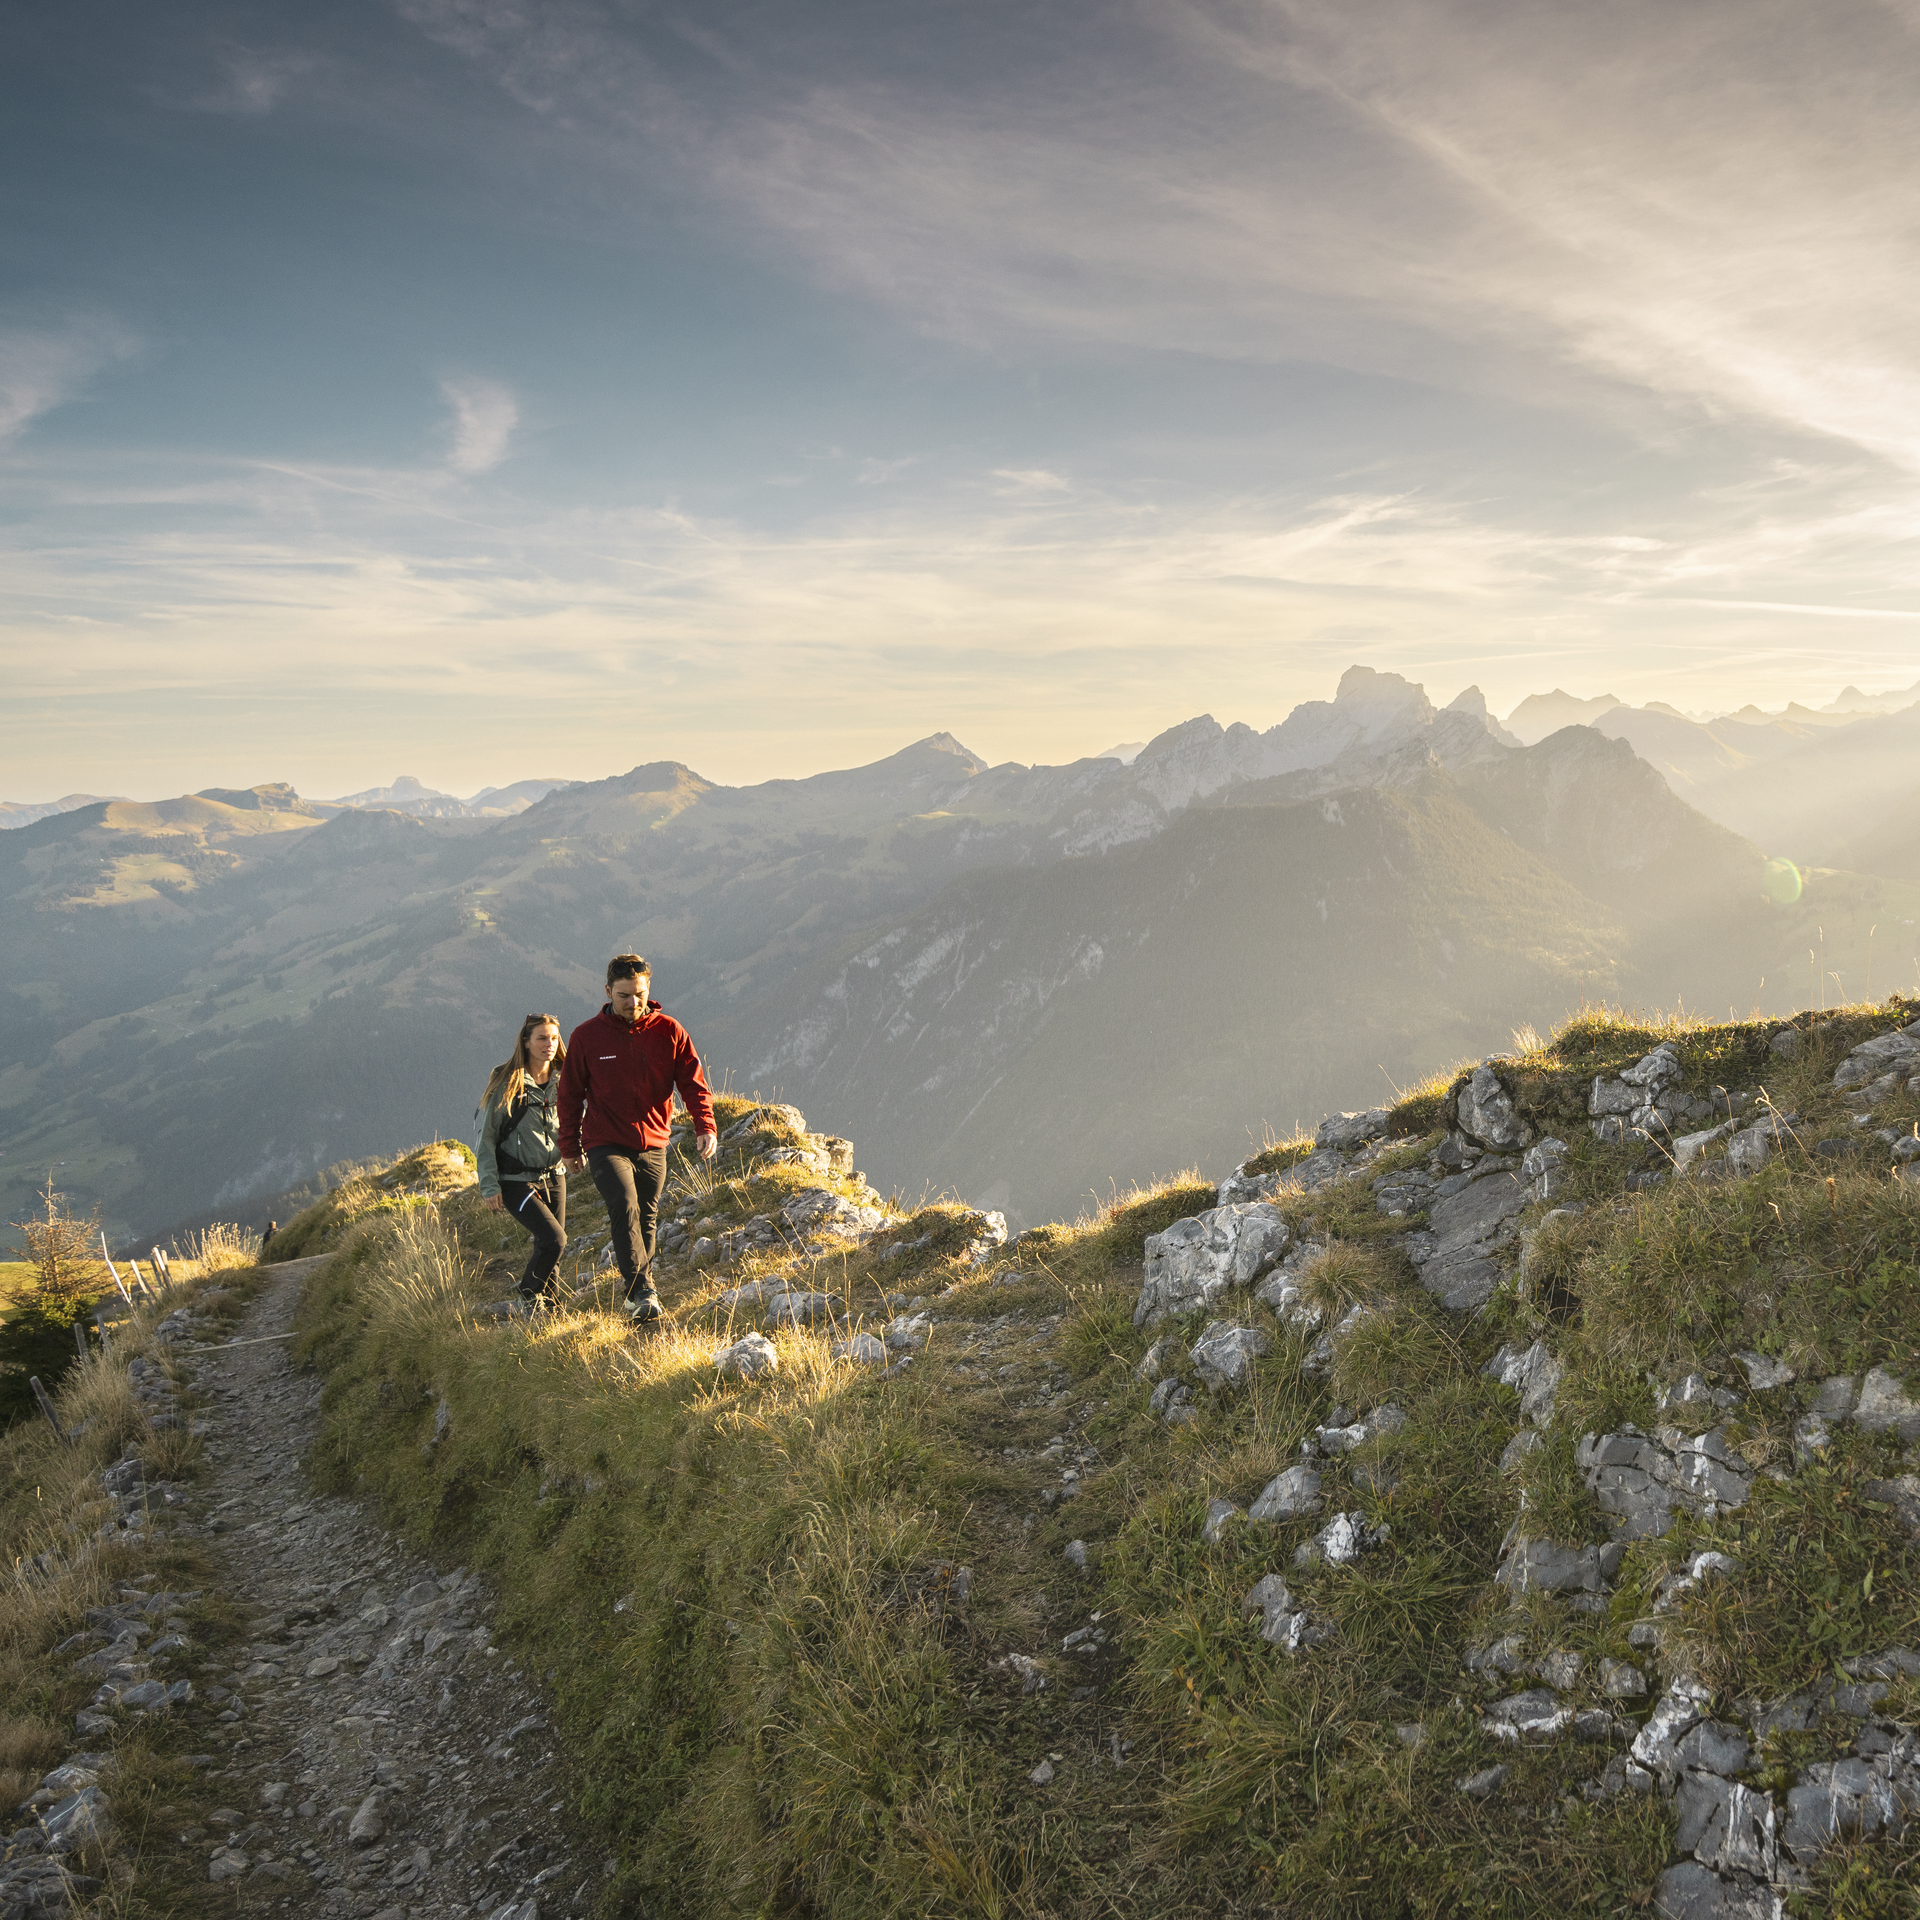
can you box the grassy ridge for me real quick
[290,1009,1920,1918]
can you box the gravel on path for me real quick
[172,1255,594,1919]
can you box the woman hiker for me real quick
[476,1013,570,1311]
[557,954,717,1323]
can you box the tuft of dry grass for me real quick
[171,1221,260,1274]
[1299,1239,1397,1320]
[1385,1063,1464,1137]
[267,1140,475,1261]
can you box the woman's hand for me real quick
[482,1195,504,1213]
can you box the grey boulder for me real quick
[1317,1109,1388,1151]
[1601,1658,1647,1699]
[884,1312,933,1352]
[1782,1756,1901,1866]
[347,1790,386,1845]
[1725,1121,1783,1177]
[1190,1321,1270,1390]
[1249,1464,1323,1523]
[40,1785,112,1855]
[1630,1683,1712,1780]
[1409,1169,1531,1312]
[1293,1511,1389,1568]
[715,1332,779,1380]
[1653,1862,1784,1920]
[1496,1538,1616,1595]
[1456,1065,1530,1151]
[1832,1021,1920,1090]
[1484,1340,1562,1423]
[764,1292,835,1330]
[1135,1202,1290,1327]
[1853,1365,1920,1441]
[1734,1351,1795,1391]
[1673,1773,1778,1880]
[1241,1574,1316,1652]
[1483,1689,1570,1741]
[1202,1497,1241,1544]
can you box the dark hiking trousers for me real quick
[587,1145,668,1301]
[500,1173,567,1298]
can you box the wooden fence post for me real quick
[28,1377,70,1444]
[99,1233,132,1305]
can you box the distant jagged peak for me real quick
[1326,662,1432,724]
[1821,676,1920,714]
[1501,688,1624,744]
[1444,684,1520,746]
[566,738,989,835]
[864,732,991,786]
[1128,716,1261,813]
[1121,667,1505,815]
[726,734,991,810]
[1255,665,1433,775]
[194,781,314,813]
[915,730,985,762]
[1136,714,1225,759]
[1701,700,1857,732]
[0,792,120,830]
[332,774,445,806]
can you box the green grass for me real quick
[282,999,1920,1916]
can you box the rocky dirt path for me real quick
[174,1256,593,1919]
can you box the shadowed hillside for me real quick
[4,674,1917,1244]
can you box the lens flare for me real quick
[1763,857,1803,904]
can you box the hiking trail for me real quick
[162,1254,590,1919]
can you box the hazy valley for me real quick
[3,669,1917,1244]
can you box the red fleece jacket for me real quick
[556,1002,717,1157]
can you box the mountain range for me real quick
[2,667,1916,1242]
[0,775,569,832]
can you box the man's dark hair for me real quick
[606,953,650,987]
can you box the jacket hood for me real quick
[595,999,663,1024]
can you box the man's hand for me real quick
[696,1131,718,1162]
[567,1154,588,1174]
[482,1195,504,1214]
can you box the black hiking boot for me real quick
[622,1290,663,1325]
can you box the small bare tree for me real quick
[10,1177,104,1326]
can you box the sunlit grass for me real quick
[286,994,1920,1913]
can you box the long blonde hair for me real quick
[482,1014,566,1114]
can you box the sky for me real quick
[5,0,1920,801]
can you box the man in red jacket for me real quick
[558,954,718,1322]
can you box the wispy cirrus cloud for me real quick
[991,468,1071,497]
[0,316,138,442]
[6,425,1917,801]
[400,0,1920,475]
[440,376,518,473]
[189,46,321,115]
